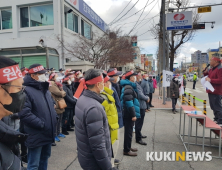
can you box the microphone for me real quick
[202,64,210,73]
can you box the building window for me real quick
[0,9,12,30]
[65,12,78,33]
[81,20,91,40]
[20,4,54,28]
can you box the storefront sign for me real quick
[79,0,108,32]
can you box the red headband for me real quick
[63,75,72,82]
[75,71,81,76]
[143,74,148,78]
[212,57,221,62]
[122,70,134,80]
[0,65,23,84]
[74,74,104,99]
[104,75,110,83]
[65,69,71,75]
[28,65,44,74]
[107,68,117,76]
[49,73,57,81]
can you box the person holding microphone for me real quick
[203,54,222,125]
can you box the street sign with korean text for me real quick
[166,11,193,31]
[198,7,211,13]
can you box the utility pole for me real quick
[162,0,166,105]
[158,2,163,97]
[166,0,171,100]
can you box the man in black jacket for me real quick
[62,75,77,135]
[0,56,27,170]
[107,68,122,97]
[75,69,116,170]
[19,64,57,170]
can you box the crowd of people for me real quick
[0,55,158,170]
[1,53,222,170]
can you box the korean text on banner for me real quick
[162,70,173,87]
[166,11,193,31]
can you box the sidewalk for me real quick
[48,109,222,170]
[151,88,180,110]
[115,110,222,170]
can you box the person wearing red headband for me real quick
[18,63,57,170]
[107,68,122,97]
[0,56,28,170]
[74,69,115,170]
[203,54,222,125]
[62,74,76,135]
[100,74,121,165]
[48,73,67,142]
[120,70,140,156]
[107,69,124,129]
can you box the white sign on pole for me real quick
[166,11,193,31]
[162,70,173,87]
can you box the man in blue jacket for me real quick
[19,64,57,170]
[120,70,140,156]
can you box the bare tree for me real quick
[152,0,200,71]
[56,29,135,69]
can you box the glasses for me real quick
[2,84,26,92]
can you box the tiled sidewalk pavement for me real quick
[151,88,180,110]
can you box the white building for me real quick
[191,50,208,64]
[0,0,107,71]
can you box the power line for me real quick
[128,0,150,35]
[137,30,152,37]
[131,0,159,34]
[108,0,133,25]
[113,15,159,26]
[109,0,140,26]
[110,0,155,26]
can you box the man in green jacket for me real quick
[193,73,197,89]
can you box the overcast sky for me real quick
[84,0,222,68]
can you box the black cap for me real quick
[50,68,55,71]
[59,68,64,71]
[21,67,25,70]
[29,64,46,74]
[107,68,122,77]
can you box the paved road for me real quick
[184,81,214,120]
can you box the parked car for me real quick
[187,74,198,82]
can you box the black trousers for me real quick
[193,81,196,89]
[184,87,186,96]
[135,109,146,142]
[208,93,222,123]
[149,93,153,106]
[123,118,134,153]
[62,108,72,131]
[172,98,178,111]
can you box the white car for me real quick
[187,74,198,82]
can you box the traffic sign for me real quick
[166,11,193,31]
[193,24,205,29]
[198,7,211,13]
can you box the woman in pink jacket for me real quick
[153,76,157,92]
